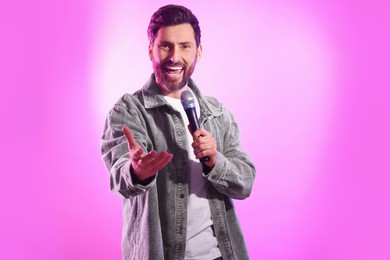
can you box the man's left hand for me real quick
[191,128,217,169]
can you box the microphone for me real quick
[180,90,210,163]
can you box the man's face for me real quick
[149,23,202,96]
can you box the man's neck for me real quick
[162,85,189,99]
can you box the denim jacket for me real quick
[101,74,256,260]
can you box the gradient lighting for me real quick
[1,0,389,260]
[93,1,333,259]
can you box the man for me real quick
[101,5,256,260]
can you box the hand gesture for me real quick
[122,126,173,181]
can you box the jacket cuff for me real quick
[124,161,156,190]
[203,152,226,184]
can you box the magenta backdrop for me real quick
[1,0,389,259]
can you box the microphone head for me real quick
[180,90,196,110]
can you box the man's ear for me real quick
[148,43,153,61]
[196,44,202,63]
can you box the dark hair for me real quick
[147,5,201,47]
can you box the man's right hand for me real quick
[122,126,173,181]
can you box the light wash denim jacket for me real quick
[101,74,256,260]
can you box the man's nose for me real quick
[169,47,180,63]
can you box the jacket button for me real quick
[180,194,185,198]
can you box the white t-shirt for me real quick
[164,90,221,260]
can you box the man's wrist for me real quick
[130,165,155,186]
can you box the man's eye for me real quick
[160,45,169,50]
[182,44,190,49]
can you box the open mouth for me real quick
[164,65,184,79]
[165,66,183,73]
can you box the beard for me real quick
[153,59,196,94]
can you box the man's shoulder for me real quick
[202,95,221,107]
[113,91,143,110]
[202,96,225,114]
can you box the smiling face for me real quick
[149,23,202,98]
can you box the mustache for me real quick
[162,60,185,68]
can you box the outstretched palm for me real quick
[122,126,173,181]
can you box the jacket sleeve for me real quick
[100,95,155,198]
[203,105,256,200]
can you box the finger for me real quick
[193,128,213,141]
[138,150,158,165]
[192,135,215,149]
[131,146,145,161]
[192,128,204,140]
[195,148,217,161]
[193,144,216,155]
[194,146,214,156]
[194,136,212,146]
[188,125,206,140]
[122,126,140,149]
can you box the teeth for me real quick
[166,66,182,71]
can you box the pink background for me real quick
[1,0,389,259]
